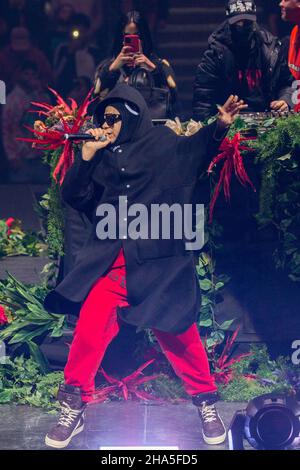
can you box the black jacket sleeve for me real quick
[193,48,223,122]
[95,59,121,94]
[60,151,104,220]
[272,38,293,107]
[176,120,228,175]
[154,56,179,118]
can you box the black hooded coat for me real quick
[44,84,226,334]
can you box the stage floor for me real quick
[0,401,248,450]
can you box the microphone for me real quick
[64,133,107,142]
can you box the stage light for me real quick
[228,393,300,450]
[72,29,80,39]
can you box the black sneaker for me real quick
[45,384,86,449]
[197,402,227,445]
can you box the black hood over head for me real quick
[101,100,140,146]
[93,84,153,145]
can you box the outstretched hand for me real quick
[217,95,248,129]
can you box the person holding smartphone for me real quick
[94,10,178,119]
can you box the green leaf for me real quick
[263,118,276,127]
[277,153,291,161]
[199,279,212,291]
[196,267,206,276]
[0,389,13,403]
[0,321,32,341]
[214,282,224,291]
[27,341,50,374]
[210,330,225,344]
[218,319,235,330]
[200,296,212,307]
[8,325,50,345]
[50,324,64,338]
[200,319,213,327]
[6,273,43,306]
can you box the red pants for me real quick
[64,248,217,402]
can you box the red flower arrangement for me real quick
[5,217,15,236]
[17,87,96,185]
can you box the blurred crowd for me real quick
[0,0,170,182]
[0,0,296,184]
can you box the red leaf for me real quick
[99,367,122,386]
[208,133,256,223]
[68,97,78,111]
[122,385,129,400]
[48,87,72,114]
[30,101,53,111]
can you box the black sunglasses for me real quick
[103,113,122,127]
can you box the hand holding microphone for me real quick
[81,128,112,161]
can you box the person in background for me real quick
[193,0,293,121]
[53,13,100,98]
[1,60,50,183]
[128,0,170,37]
[48,2,75,61]
[263,0,292,38]
[0,16,10,47]
[0,0,49,52]
[280,1,300,110]
[94,10,178,119]
[0,27,52,94]
[50,0,103,39]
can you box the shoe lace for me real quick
[58,402,82,428]
[200,403,218,423]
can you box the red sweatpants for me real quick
[64,248,217,402]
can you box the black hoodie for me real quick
[44,84,227,334]
[193,21,293,121]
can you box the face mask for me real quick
[231,22,255,48]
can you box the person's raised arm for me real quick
[177,95,248,174]
[61,128,112,216]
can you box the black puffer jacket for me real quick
[193,22,293,121]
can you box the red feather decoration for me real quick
[207,133,256,223]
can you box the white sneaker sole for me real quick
[202,415,227,445]
[45,422,84,449]
[202,430,227,445]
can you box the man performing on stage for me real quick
[43,84,247,449]
[280,0,300,111]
